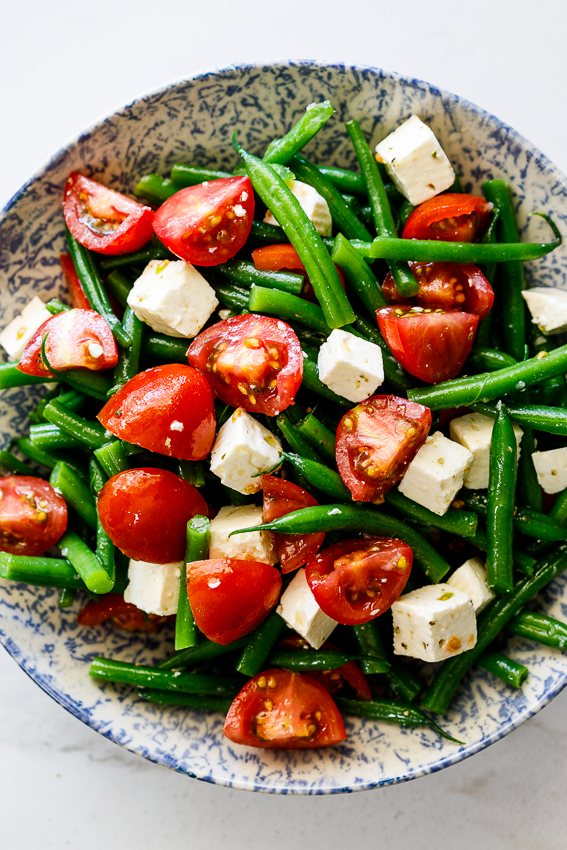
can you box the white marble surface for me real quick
[2,1,567,846]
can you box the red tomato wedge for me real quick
[278,637,372,700]
[262,475,324,573]
[63,172,154,255]
[17,309,118,377]
[98,363,216,461]
[97,468,208,563]
[403,193,492,242]
[187,314,302,416]
[223,669,346,749]
[153,176,254,266]
[336,395,431,503]
[251,243,345,302]
[186,558,281,645]
[382,262,494,320]
[76,594,166,631]
[376,306,479,384]
[59,253,91,309]
[305,537,413,626]
[0,476,67,556]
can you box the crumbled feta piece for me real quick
[522,287,567,335]
[264,180,332,236]
[532,447,567,493]
[398,431,473,516]
[127,259,218,338]
[447,557,495,614]
[209,407,282,494]
[209,505,276,564]
[392,583,477,662]
[0,296,51,360]
[124,558,183,616]
[317,329,384,403]
[375,115,455,205]
[450,412,523,489]
[277,568,337,649]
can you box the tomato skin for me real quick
[223,669,346,749]
[336,395,431,503]
[63,172,154,255]
[262,475,324,573]
[279,637,372,700]
[59,253,91,309]
[97,468,208,563]
[0,476,67,556]
[377,306,479,384]
[383,262,494,320]
[153,176,254,266]
[186,558,282,645]
[251,243,346,303]
[402,193,492,242]
[187,314,303,416]
[76,594,166,631]
[305,537,412,626]
[98,364,216,461]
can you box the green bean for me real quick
[0,362,57,390]
[159,636,249,670]
[331,233,388,315]
[262,101,334,165]
[33,388,86,423]
[136,689,233,712]
[397,199,415,230]
[249,220,291,245]
[528,324,567,408]
[0,450,32,476]
[318,166,367,197]
[485,406,517,592]
[39,335,113,402]
[109,306,144,395]
[269,649,388,673]
[276,414,323,463]
[350,620,388,674]
[282,453,351,501]
[176,516,210,651]
[249,285,330,336]
[296,413,336,466]
[28,385,62,423]
[142,333,188,365]
[94,441,129,479]
[550,488,567,525]
[460,489,567,542]
[100,244,172,271]
[43,400,108,449]
[58,530,113,594]
[210,281,250,312]
[16,437,88,481]
[176,460,205,489]
[216,260,304,296]
[507,611,567,649]
[385,662,424,704]
[89,457,115,584]
[300,357,351,409]
[236,610,285,677]
[49,461,97,530]
[467,347,517,373]
[90,657,241,696]
[30,423,85,451]
[477,651,528,688]
[516,426,543,512]
[340,193,362,216]
[468,526,536,576]
[171,163,232,187]
[105,269,133,308]
[58,587,77,608]
[383,489,478,538]
[135,174,178,204]
[471,399,567,438]
[45,298,71,315]
[335,697,462,743]
[0,552,86,590]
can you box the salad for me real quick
[1,99,567,751]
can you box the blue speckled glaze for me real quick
[2,61,567,795]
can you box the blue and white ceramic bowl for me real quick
[2,61,567,794]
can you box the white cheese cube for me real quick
[124,558,183,616]
[450,412,523,489]
[522,287,567,335]
[375,115,455,206]
[532,447,567,493]
[127,259,218,338]
[0,296,51,360]
[277,568,337,649]
[209,504,276,564]
[392,583,477,662]
[398,431,473,516]
[447,557,495,614]
[264,180,332,237]
[317,329,384,403]
[209,407,282,495]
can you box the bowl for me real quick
[2,60,567,795]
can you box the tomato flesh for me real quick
[262,475,324,573]
[382,262,494,320]
[223,669,346,748]
[402,193,492,242]
[251,243,346,302]
[76,594,166,631]
[0,476,67,556]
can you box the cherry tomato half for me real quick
[382,262,494,320]
[0,476,67,556]
[402,193,492,242]
[187,314,303,416]
[223,669,346,749]
[63,172,154,255]
[305,537,413,625]
[97,468,208,563]
[279,637,372,700]
[186,558,281,645]
[76,594,166,631]
[98,364,216,461]
[376,306,479,384]
[262,475,324,573]
[153,176,254,266]
[251,243,346,303]
[336,395,431,503]
[59,254,91,309]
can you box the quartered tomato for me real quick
[17,309,118,377]
[187,314,302,416]
[336,395,431,502]
[76,594,166,631]
[279,637,372,700]
[97,468,208,563]
[251,243,346,302]
[262,475,324,573]
[98,364,216,460]
[153,176,254,266]
[223,669,346,749]
[305,537,413,625]
[59,254,91,309]
[382,262,494,320]
[63,172,154,255]
[0,476,67,556]
[186,558,281,645]
[402,193,492,242]
[376,306,479,384]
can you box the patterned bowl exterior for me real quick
[2,61,567,795]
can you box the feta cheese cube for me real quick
[127,259,218,338]
[375,115,455,206]
[209,407,282,494]
[277,568,337,649]
[392,583,477,662]
[264,180,332,237]
[522,287,567,335]
[0,296,51,360]
[398,430,473,516]
[124,558,183,616]
[317,329,384,403]
[532,447,567,493]
[209,504,276,564]
[449,412,523,489]
[447,557,495,614]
